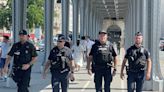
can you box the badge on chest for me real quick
[98,46,108,51]
[14,51,20,55]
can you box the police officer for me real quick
[120,32,152,92]
[43,36,75,92]
[4,29,38,92]
[87,30,118,92]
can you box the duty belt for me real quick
[8,66,22,78]
[128,68,145,73]
[51,68,69,73]
[13,65,22,69]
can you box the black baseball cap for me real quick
[99,30,107,34]
[19,29,28,35]
[58,36,66,41]
[135,32,143,36]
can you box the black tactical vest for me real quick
[50,47,69,71]
[128,46,147,72]
[93,42,113,66]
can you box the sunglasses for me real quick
[57,40,64,42]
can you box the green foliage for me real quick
[0,0,44,29]
[27,0,44,29]
[0,0,12,29]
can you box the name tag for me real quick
[98,47,107,51]
[14,51,20,55]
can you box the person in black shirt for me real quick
[120,32,152,92]
[87,30,118,92]
[4,30,37,92]
[43,36,75,92]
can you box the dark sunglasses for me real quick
[57,40,64,42]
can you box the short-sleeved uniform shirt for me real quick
[8,41,37,66]
[48,46,73,70]
[89,41,117,66]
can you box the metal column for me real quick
[136,0,141,33]
[96,14,100,39]
[139,0,163,91]
[141,0,148,48]
[62,0,69,37]
[84,0,89,36]
[80,0,85,37]
[89,6,92,38]
[129,0,133,45]
[12,0,27,42]
[100,17,103,32]
[92,13,96,39]
[86,0,91,36]
[149,0,163,91]
[94,13,97,39]
[72,0,79,44]
[44,0,54,65]
[132,0,136,35]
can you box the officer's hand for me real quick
[87,69,92,76]
[69,73,75,82]
[146,72,151,80]
[22,64,30,70]
[120,72,125,80]
[42,72,46,79]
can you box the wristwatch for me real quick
[29,62,33,66]
[114,68,117,71]
[71,71,74,74]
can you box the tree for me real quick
[27,0,44,29]
[0,0,44,30]
[0,0,12,29]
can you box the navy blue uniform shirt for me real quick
[8,41,37,66]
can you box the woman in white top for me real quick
[72,40,85,71]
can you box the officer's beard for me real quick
[135,43,142,48]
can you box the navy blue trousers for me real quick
[13,68,31,92]
[51,71,69,92]
[94,68,112,92]
[127,71,145,92]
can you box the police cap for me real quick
[99,30,107,34]
[58,36,66,41]
[135,32,143,36]
[19,29,28,35]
